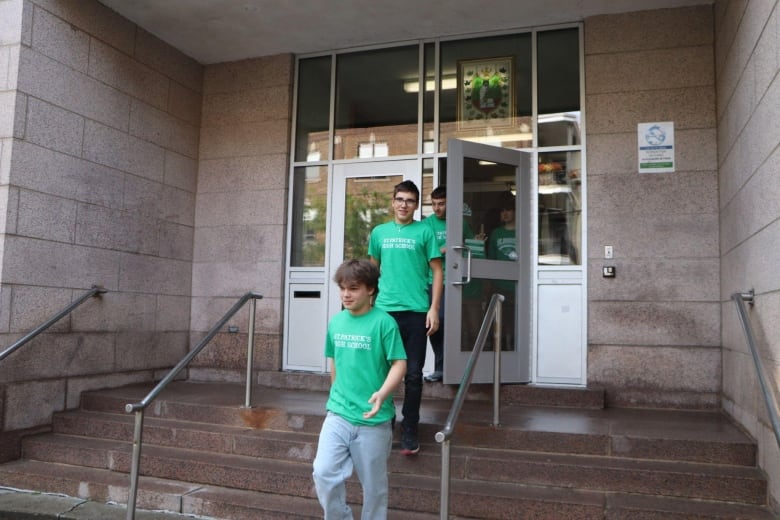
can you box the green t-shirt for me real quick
[423,214,447,283]
[423,214,483,283]
[488,226,517,261]
[368,220,441,312]
[325,307,407,426]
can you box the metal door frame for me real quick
[444,139,533,384]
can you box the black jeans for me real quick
[388,311,427,429]
[428,284,445,373]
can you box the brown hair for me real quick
[334,259,380,296]
[393,180,420,201]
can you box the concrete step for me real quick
[255,370,607,409]
[53,403,759,477]
[0,487,209,520]
[1,380,770,519]
[0,461,435,520]
[53,410,321,461]
[73,382,757,466]
[21,430,767,506]
[0,459,202,512]
[604,493,777,520]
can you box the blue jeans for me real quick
[312,412,393,520]
[389,311,427,428]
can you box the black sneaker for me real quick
[400,424,420,455]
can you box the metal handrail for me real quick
[435,293,504,520]
[0,285,107,362]
[732,289,780,450]
[123,291,263,520]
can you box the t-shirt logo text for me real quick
[333,333,372,350]
[381,237,416,250]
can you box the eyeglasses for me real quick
[393,197,418,206]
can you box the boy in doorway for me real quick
[312,259,407,519]
[488,191,517,262]
[423,186,486,382]
[422,186,448,383]
[487,191,517,350]
[369,180,443,455]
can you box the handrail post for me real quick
[123,291,262,518]
[436,293,504,519]
[492,298,502,427]
[439,439,451,520]
[244,297,257,408]
[126,410,144,520]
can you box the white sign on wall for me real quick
[638,122,675,173]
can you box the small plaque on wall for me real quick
[638,122,675,173]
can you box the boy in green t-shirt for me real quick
[312,259,407,519]
[368,180,442,455]
[487,191,517,350]
[422,186,448,383]
[423,186,486,383]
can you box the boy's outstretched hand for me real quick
[364,392,384,418]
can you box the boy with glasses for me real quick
[368,180,443,455]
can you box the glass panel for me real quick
[423,43,436,154]
[439,34,532,153]
[461,157,517,261]
[343,176,400,259]
[537,28,580,146]
[538,111,581,147]
[290,166,328,266]
[295,56,331,162]
[334,46,419,160]
[461,277,516,353]
[421,158,435,218]
[538,150,582,265]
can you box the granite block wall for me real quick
[715,0,780,509]
[0,0,203,443]
[584,6,721,409]
[188,55,293,381]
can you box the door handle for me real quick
[451,245,472,285]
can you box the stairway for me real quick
[0,378,775,519]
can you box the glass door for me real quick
[444,139,532,383]
[328,160,421,321]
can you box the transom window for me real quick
[290,27,582,268]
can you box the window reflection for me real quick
[334,46,419,159]
[343,176,399,259]
[538,112,581,147]
[295,57,331,162]
[291,166,328,266]
[538,151,581,265]
[439,33,533,153]
[461,278,516,353]
[292,29,584,271]
[537,28,580,115]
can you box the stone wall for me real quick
[715,0,780,509]
[584,6,721,409]
[188,55,293,382]
[0,0,202,451]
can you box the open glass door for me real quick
[444,139,532,384]
[328,160,421,322]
